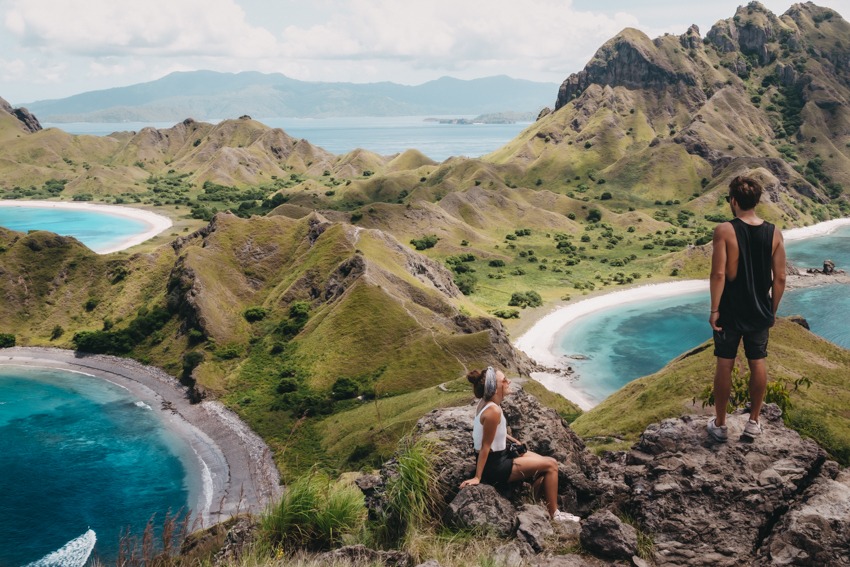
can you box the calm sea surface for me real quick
[0,207,149,253]
[43,116,531,162]
[0,367,190,565]
[557,225,850,403]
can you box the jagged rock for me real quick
[787,315,810,330]
[755,470,850,566]
[0,96,42,133]
[446,483,517,537]
[316,545,413,567]
[210,516,258,566]
[534,555,614,566]
[537,107,553,120]
[517,504,554,552]
[555,31,699,110]
[579,510,638,561]
[492,540,536,565]
[596,407,829,566]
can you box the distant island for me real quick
[424,111,538,124]
[20,71,557,122]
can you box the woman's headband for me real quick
[484,366,497,399]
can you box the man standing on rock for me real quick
[707,175,786,441]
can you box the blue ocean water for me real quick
[557,225,850,403]
[0,207,149,253]
[0,367,189,565]
[44,116,531,162]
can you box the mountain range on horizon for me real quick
[18,71,558,123]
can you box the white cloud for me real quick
[278,0,640,80]
[4,0,278,58]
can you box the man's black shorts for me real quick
[713,327,770,360]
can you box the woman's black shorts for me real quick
[481,450,514,486]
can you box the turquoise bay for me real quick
[0,367,189,565]
[0,206,150,253]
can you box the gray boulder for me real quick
[316,545,412,567]
[516,504,554,552]
[579,510,638,561]
[446,483,517,537]
[755,468,850,566]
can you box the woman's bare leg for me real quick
[509,451,559,517]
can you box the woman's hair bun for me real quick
[466,369,484,385]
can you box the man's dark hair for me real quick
[729,176,763,210]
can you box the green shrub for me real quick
[0,334,15,348]
[410,235,439,250]
[182,351,204,378]
[493,309,520,319]
[243,306,270,322]
[488,259,505,267]
[50,326,64,340]
[454,273,478,295]
[508,291,543,309]
[332,377,360,400]
[259,471,366,552]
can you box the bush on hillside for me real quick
[243,306,270,322]
[454,273,478,295]
[0,334,15,348]
[508,291,543,309]
[72,306,172,355]
[410,235,439,250]
[259,471,366,552]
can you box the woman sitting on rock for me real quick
[459,366,580,522]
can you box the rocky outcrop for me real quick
[555,30,699,110]
[0,96,42,133]
[361,391,848,566]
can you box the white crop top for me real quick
[472,401,507,451]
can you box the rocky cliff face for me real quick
[0,96,42,133]
[360,389,850,566]
[519,1,850,218]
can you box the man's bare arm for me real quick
[709,224,729,331]
[771,229,787,315]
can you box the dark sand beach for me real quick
[0,347,282,528]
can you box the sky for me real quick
[1,0,847,105]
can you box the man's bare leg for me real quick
[747,358,767,423]
[713,357,735,426]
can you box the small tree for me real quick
[0,334,15,348]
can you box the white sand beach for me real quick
[0,347,282,528]
[515,216,850,409]
[515,280,709,409]
[783,217,850,242]
[0,200,172,254]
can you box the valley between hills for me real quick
[3,8,850,561]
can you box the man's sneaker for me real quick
[707,417,728,442]
[553,510,581,523]
[743,419,762,438]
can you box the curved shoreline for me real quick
[514,217,850,410]
[0,347,282,528]
[0,200,173,254]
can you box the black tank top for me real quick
[718,218,776,333]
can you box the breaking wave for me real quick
[25,529,96,567]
